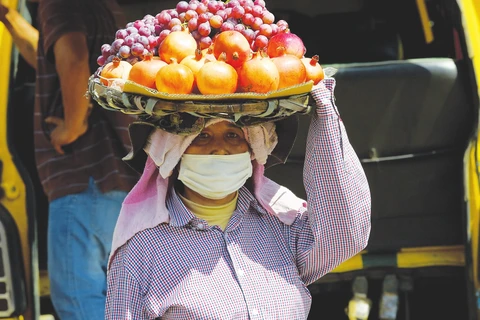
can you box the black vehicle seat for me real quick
[265,58,476,252]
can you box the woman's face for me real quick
[184,121,250,155]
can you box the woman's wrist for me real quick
[310,78,340,117]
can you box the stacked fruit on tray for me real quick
[96,0,324,95]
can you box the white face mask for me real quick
[178,152,253,200]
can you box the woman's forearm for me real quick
[1,8,38,69]
[299,78,371,284]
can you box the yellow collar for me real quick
[179,192,238,230]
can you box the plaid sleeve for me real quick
[105,244,146,319]
[294,77,371,285]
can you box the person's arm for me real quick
[106,245,147,319]
[293,77,371,285]
[44,31,90,154]
[0,3,38,69]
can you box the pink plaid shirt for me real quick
[105,78,371,319]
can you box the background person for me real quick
[31,0,139,318]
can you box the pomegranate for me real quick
[180,49,208,93]
[271,48,306,89]
[196,53,238,94]
[237,51,279,93]
[267,31,306,59]
[100,56,132,86]
[213,30,251,68]
[155,58,194,94]
[301,55,324,85]
[202,46,216,61]
[128,54,167,89]
[158,28,197,63]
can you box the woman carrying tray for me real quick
[104,76,371,319]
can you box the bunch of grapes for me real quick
[97,0,289,67]
[97,15,160,67]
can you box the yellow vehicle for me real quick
[0,0,479,319]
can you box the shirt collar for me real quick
[166,186,267,228]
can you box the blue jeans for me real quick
[48,178,127,320]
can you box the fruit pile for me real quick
[96,0,324,95]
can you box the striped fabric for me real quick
[105,78,371,319]
[34,0,139,201]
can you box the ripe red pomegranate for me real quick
[267,32,306,59]
[213,30,251,68]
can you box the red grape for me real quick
[254,34,268,48]
[216,9,227,20]
[188,18,199,31]
[252,5,263,17]
[118,45,131,58]
[242,28,255,42]
[185,9,198,21]
[276,19,289,28]
[115,29,128,39]
[209,15,223,29]
[138,26,152,37]
[188,3,198,12]
[262,11,274,24]
[97,55,106,66]
[251,17,263,30]
[220,21,235,32]
[167,9,179,19]
[131,43,145,56]
[158,29,171,43]
[254,0,265,7]
[191,30,202,40]
[154,24,165,35]
[176,1,189,13]
[137,36,150,48]
[196,3,208,14]
[231,5,245,19]
[133,20,145,29]
[156,11,171,25]
[207,1,218,13]
[234,23,245,32]
[199,36,212,49]
[198,22,211,36]
[168,18,182,28]
[111,39,124,51]
[198,12,210,23]
[179,12,187,22]
[171,25,183,32]
[148,35,158,48]
[242,13,254,26]
[226,17,238,25]
[126,26,138,34]
[101,44,112,57]
[227,0,239,8]
[258,23,272,37]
